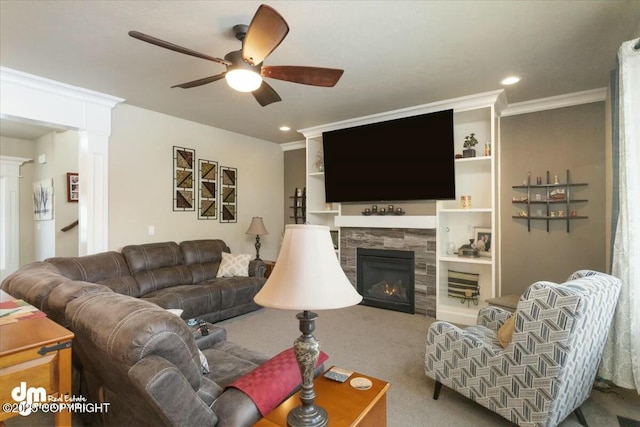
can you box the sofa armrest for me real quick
[477,306,513,331]
[249,260,266,279]
[129,355,219,426]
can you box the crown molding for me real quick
[280,140,305,151]
[1,66,124,107]
[298,89,506,138]
[501,88,606,117]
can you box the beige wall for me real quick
[108,104,284,261]
[500,102,606,295]
[283,147,306,226]
[53,130,79,257]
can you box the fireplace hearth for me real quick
[357,248,415,314]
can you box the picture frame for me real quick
[474,227,492,254]
[66,173,79,202]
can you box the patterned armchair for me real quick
[425,270,621,427]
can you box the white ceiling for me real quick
[1,1,638,144]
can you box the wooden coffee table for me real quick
[0,290,74,426]
[254,368,390,426]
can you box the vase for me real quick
[463,148,476,158]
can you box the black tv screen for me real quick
[322,109,455,203]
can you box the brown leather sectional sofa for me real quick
[0,239,286,426]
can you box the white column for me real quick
[0,156,31,281]
[1,67,123,255]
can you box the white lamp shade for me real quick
[254,224,362,310]
[246,216,268,236]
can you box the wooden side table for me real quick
[263,260,276,279]
[254,368,390,427]
[0,290,74,427]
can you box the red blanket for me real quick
[227,348,328,416]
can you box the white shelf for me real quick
[439,255,492,265]
[308,210,340,214]
[456,156,492,163]
[335,215,436,229]
[439,208,492,213]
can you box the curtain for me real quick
[599,38,640,393]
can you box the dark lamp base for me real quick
[287,404,328,427]
[287,311,328,427]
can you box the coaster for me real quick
[350,377,372,390]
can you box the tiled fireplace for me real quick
[340,227,436,317]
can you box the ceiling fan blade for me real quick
[242,5,289,66]
[252,81,282,107]
[171,73,226,89]
[128,31,231,66]
[262,66,344,87]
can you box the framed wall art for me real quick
[33,178,54,221]
[173,146,195,211]
[198,159,218,220]
[66,172,79,202]
[219,166,237,223]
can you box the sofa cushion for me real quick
[122,242,193,296]
[47,252,140,297]
[140,276,263,321]
[180,240,229,283]
[216,253,252,278]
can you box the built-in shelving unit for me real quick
[511,170,587,232]
[304,137,340,249]
[435,92,506,325]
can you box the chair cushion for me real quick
[216,253,252,278]
[497,314,515,347]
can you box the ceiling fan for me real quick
[129,4,344,106]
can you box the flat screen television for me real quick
[322,109,455,203]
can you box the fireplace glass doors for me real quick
[356,248,415,314]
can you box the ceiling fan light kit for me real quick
[128,4,343,106]
[224,50,263,92]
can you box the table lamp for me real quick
[246,216,268,260]
[254,224,362,427]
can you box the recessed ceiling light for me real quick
[501,76,521,85]
[279,126,291,131]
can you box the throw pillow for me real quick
[497,314,515,348]
[165,308,184,318]
[216,252,252,278]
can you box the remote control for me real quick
[323,367,353,383]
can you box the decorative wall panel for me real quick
[219,166,237,223]
[173,146,195,211]
[198,159,218,220]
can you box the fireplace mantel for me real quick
[335,215,436,229]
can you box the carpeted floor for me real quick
[6,304,640,426]
[218,305,640,427]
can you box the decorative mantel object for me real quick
[463,133,478,158]
[254,224,362,427]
